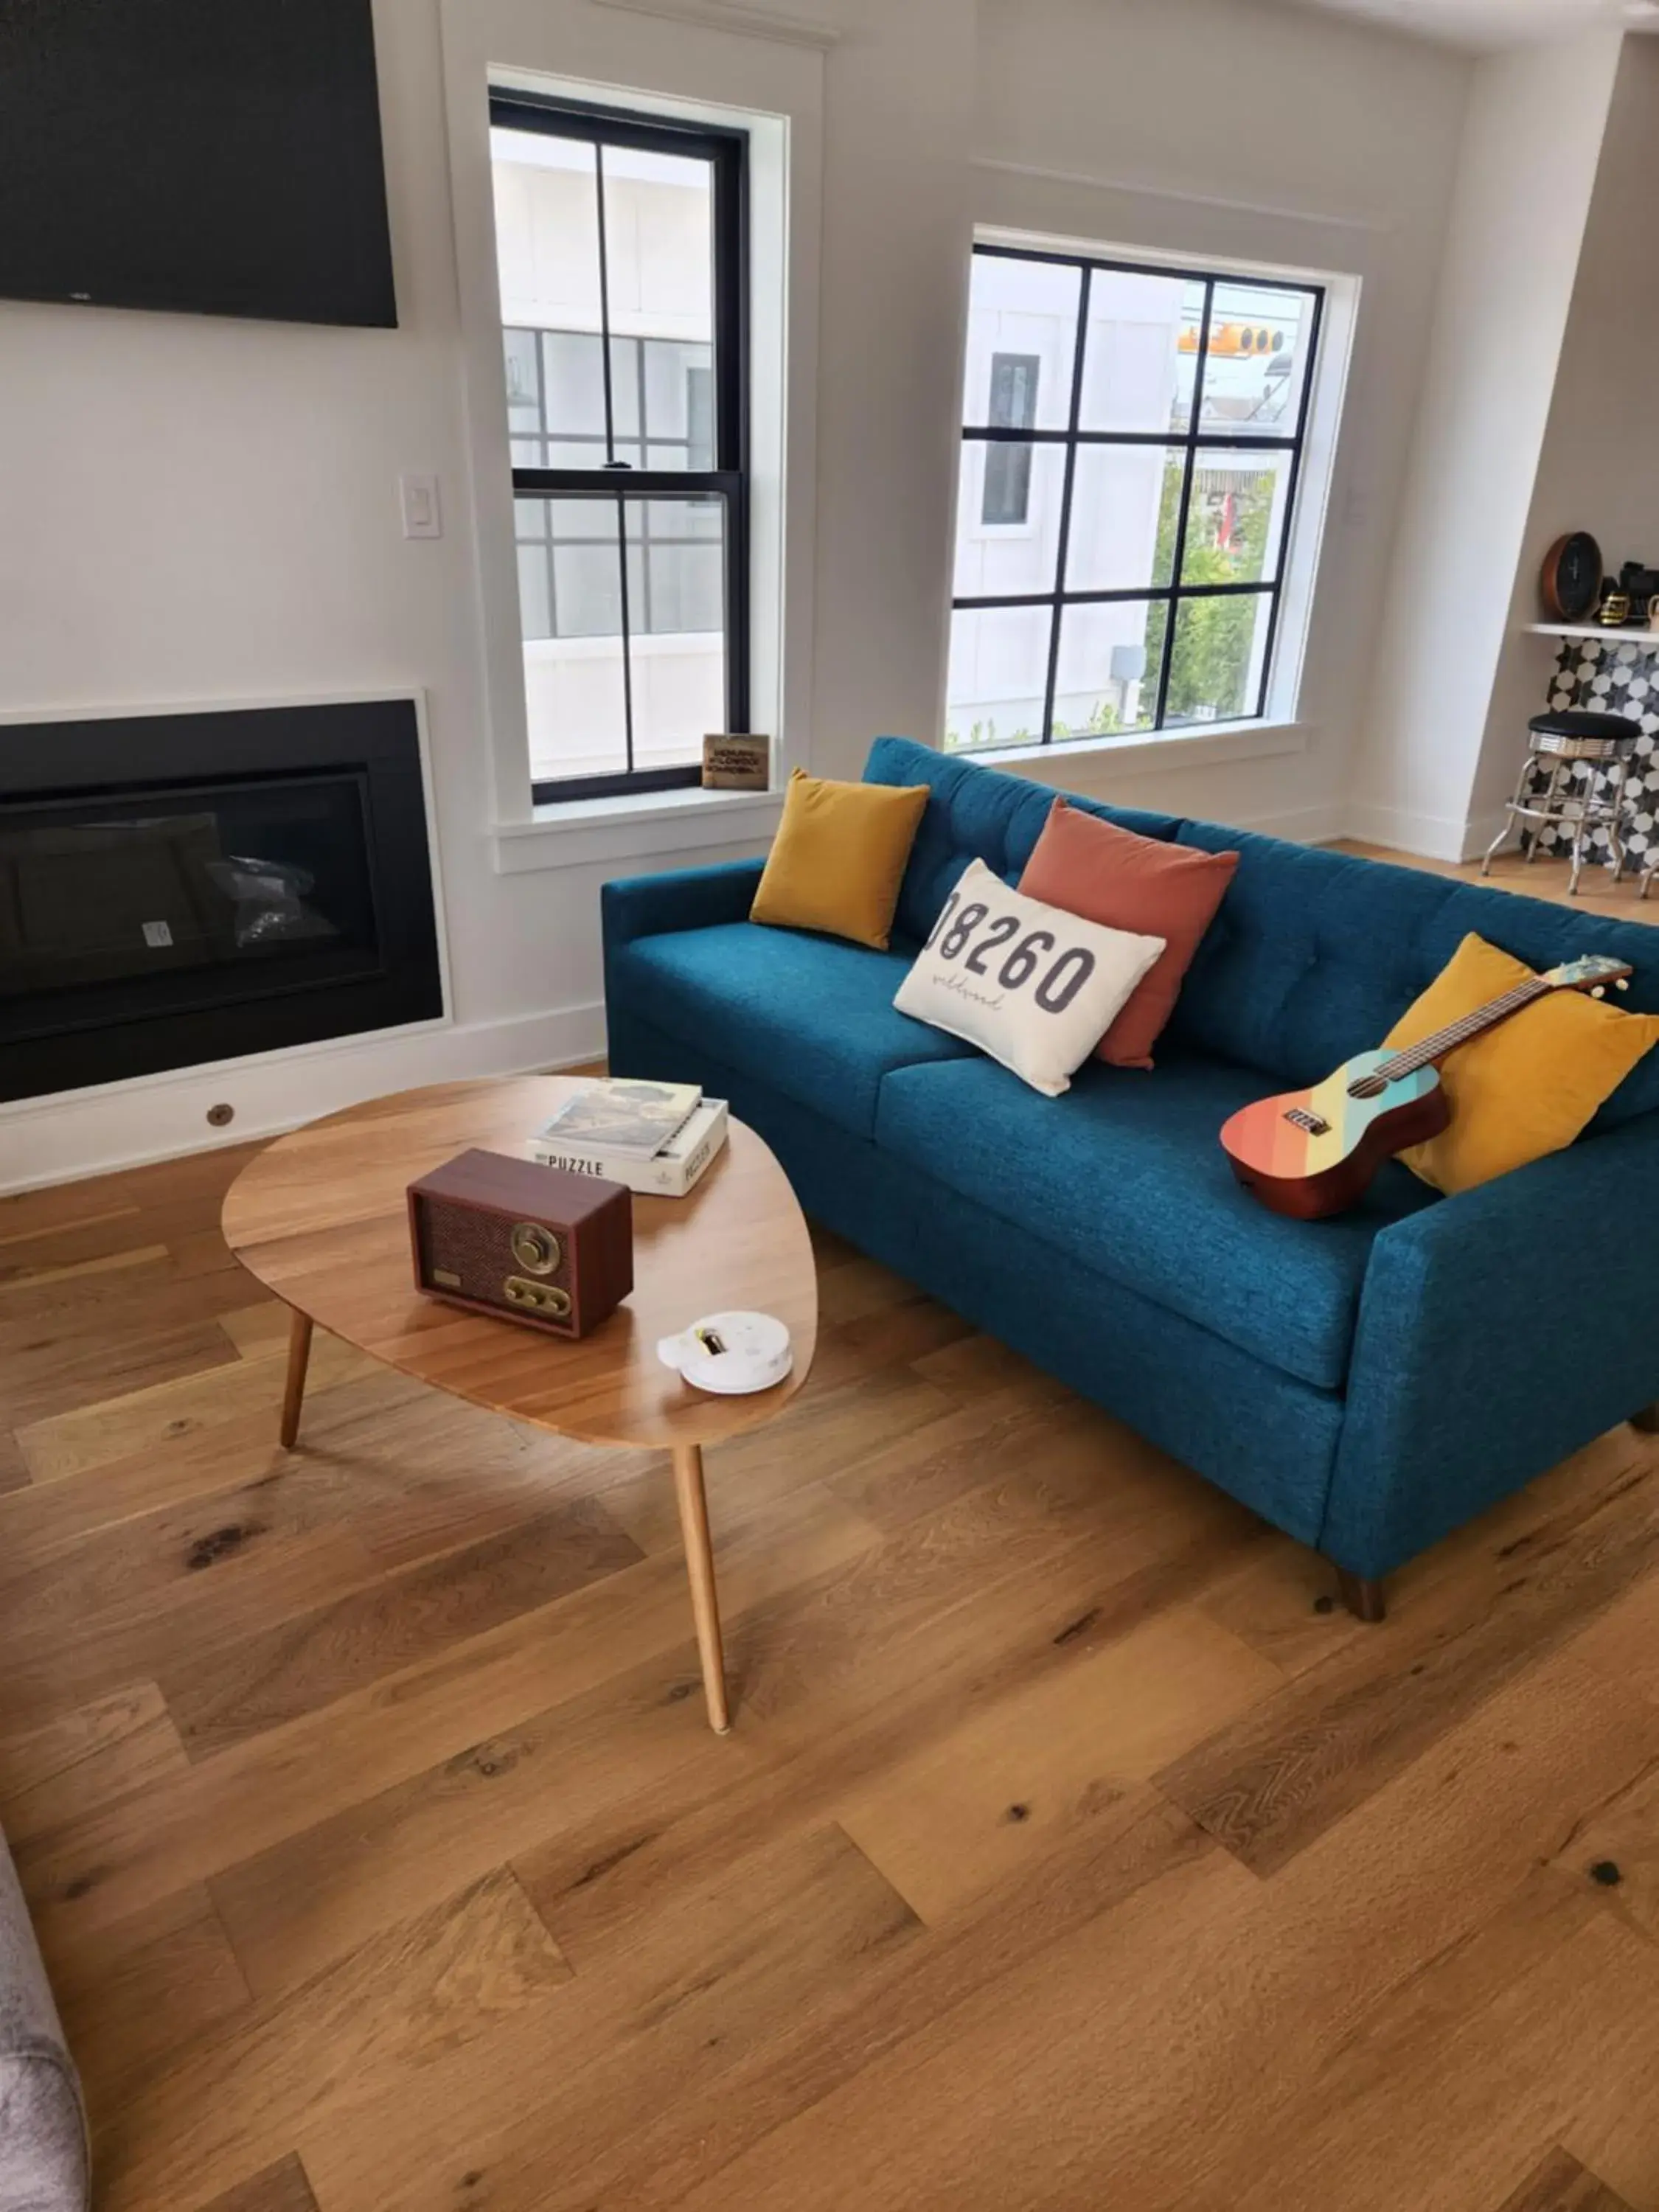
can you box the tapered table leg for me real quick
[671,1442,730,1735]
[280,1310,313,1450]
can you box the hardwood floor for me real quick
[2,1141,1658,2211]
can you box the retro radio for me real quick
[407,1149,633,1339]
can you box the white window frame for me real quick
[436,0,824,867]
[949,223,1358,767]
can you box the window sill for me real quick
[952,716,1308,782]
[492,782,785,875]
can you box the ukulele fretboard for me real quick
[1363,977,1550,1089]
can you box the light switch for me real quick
[400,473,442,539]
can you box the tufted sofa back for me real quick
[865,736,1659,1129]
[864,735,1181,947]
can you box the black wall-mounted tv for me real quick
[0,0,397,328]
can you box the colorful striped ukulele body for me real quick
[1220,954,1634,1220]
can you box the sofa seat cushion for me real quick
[609,922,974,1139]
[874,1052,1440,1391]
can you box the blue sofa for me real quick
[602,737,1659,1613]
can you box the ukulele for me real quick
[1219,954,1635,1220]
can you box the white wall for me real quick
[964,0,1472,841]
[1467,32,1659,838]
[1350,28,1624,858]
[0,0,1474,1186]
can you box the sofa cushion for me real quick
[750,769,929,949]
[892,858,1166,1096]
[1169,823,1659,1128]
[1017,796,1239,1067]
[608,922,973,1139]
[874,1051,1440,1392]
[863,736,1183,948]
[1383,931,1659,1193]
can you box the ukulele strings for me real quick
[1352,978,1550,1095]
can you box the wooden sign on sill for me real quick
[702,733,772,791]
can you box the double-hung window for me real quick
[947,243,1325,752]
[490,93,748,801]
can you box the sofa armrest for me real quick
[601,860,765,953]
[1320,1119,1659,1578]
[0,1830,89,2212]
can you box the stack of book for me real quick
[530,1079,728,1197]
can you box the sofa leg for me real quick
[1336,1568,1386,1624]
[1632,1402,1659,1434]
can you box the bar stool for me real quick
[1481,709,1643,895]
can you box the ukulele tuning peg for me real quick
[1592,986,1607,998]
[1617,978,1631,991]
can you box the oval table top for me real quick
[221,1077,818,1452]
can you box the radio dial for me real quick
[510,1221,563,1276]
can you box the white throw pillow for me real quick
[893,858,1166,1097]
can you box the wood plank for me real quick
[0,1514,381,1740]
[17,1325,378,1482]
[10,1124,1659,2212]
[0,1314,248,1434]
[159,1496,644,1758]
[0,1203,140,1251]
[599,1365,951,1555]
[95,1868,570,2211]
[1494,2149,1636,2212]
[0,1430,28,1493]
[0,1242,168,1294]
[15,1482,880,1949]
[47,1883,252,2105]
[1158,1460,1659,1874]
[837,1607,1281,1921]
[0,1683,187,1843]
[302,1818,949,2212]
[620,1656,1659,2212]
[1188,1874,1657,2212]
[208,1641,765,1997]
[0,1368,415,1575]
[196,2157,320,2212]
[294,1823,922,2212]
[1545,1752,1659,1941]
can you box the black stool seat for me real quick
[1529,709,1642,743]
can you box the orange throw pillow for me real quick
[1017,799,1237,1068]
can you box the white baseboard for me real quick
[1343,797,1475,863]
[1458,809,1509,865]
[0,1001,608,1196]
[1345,799,1512,866]
[1231,798,1349,846]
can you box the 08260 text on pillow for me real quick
[749,768,929,950]
[1017,797,1238,1068]
[893,858,1165,1096]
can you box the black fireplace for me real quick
[0,700,443,1102]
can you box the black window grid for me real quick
[491,90,749,804]
[953,243,1325,748]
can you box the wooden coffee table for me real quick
[220,1077,818,1733]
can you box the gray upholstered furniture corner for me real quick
[0,1826,88,2212]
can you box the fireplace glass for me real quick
[0,773,384,1040]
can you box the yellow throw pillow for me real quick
[1383,931,1659,1194]
[750,769,929,950]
